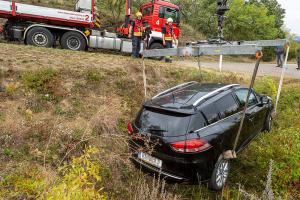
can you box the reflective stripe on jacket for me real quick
[162,25,173,41]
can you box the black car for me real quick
[128,82,273,190]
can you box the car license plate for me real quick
[138,152,162,168]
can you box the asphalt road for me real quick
[176,60,300,79]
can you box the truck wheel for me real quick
[60,31,86,51]
[150,43,164,60]
[209,156,230,191]
[26,27,54,48]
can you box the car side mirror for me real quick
[260,95,269,106]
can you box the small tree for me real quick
[224,0,278,41]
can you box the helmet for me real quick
[167,18,173,23]
[136,12,142,17]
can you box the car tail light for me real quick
[170,139,212,153]
[127,122,134,135]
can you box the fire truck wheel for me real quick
[60,31,87,51]
[150,42,164,60]
[26,27,54,48]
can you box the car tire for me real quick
[26,27,54,48]
[149,42,164,60]
[209,156,230,191]
[264,112,272,132]
[60,31,87,51]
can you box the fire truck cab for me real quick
[141,0,181,49]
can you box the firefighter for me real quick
[275,46,284,68]
[162,18,177,63]
[129,12,144,58]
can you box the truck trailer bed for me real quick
[0,0,93,28]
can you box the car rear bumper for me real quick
[130,157,187,181]
[129,138,215,181]
[130,152,213,182]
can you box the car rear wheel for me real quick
[209,156,230,191]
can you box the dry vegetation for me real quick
[0,43,300,199]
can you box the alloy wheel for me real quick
[215,159,229,188]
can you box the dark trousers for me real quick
[297,58,300,69]
[276,54,284,67]
[165,41,173,48]
[132,36,142,58]
[165,41,173,62]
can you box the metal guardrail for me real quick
[142,44,260,58]
[142,39,288,58]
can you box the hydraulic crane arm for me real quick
[216,0,230,39]
[125,0,132,28]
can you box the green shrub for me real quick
[22,68,56,94]
[262,47,276,62]
[0,166,46,199]
[43,147,107,200]
[254,76,277,100]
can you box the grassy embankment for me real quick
[0,43,299,199]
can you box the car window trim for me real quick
[192,103,258,134]
[233,88,258,108]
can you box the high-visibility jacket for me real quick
[162,25,173,41]
[132,19,143,37]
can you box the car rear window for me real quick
[135,108,191,137]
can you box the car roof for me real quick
[146,82,240,111]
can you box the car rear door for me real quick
[212,93,247,151]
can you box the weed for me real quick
[86,68,104,83]
[71,97,84,114]
[73,128,85,141]
[254,76,277,100]
[42,147,107,200]
[54,98,84,118]
[0,165,46,199]
[0,112,5,122]
[5,83,18,95]
[54,104,65,115]
[25,96,45,113]
[25,109,33,121]
[3,148,13,157]
[117,118,128,133]
[22,68,56,94]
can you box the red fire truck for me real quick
[0,0,181,53]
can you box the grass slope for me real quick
[0,43,299,199]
